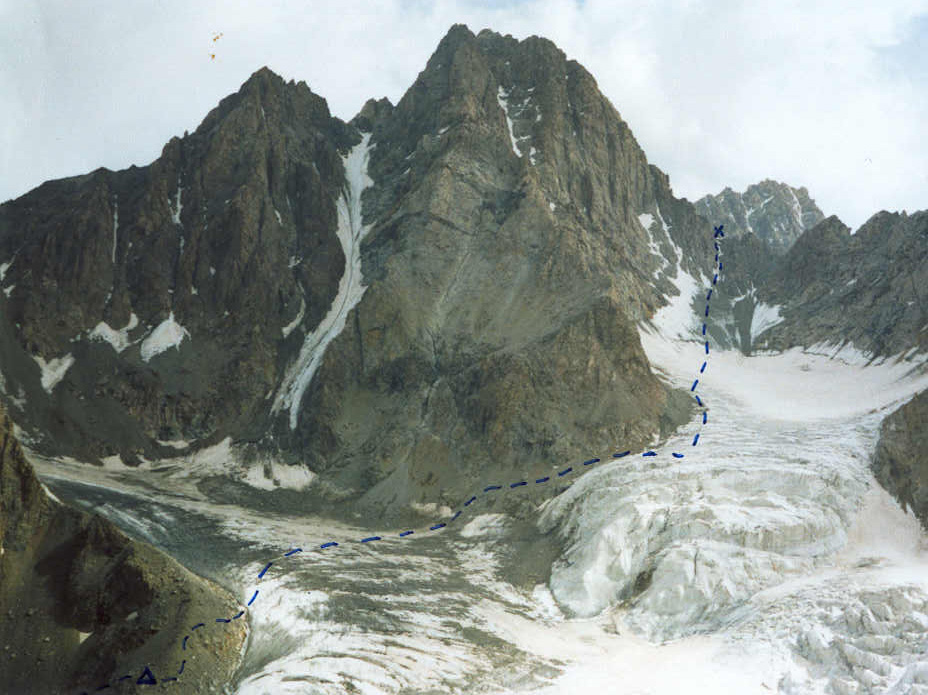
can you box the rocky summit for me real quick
[696,179,824,254]
[0,25,714,515]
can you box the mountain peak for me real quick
[244,65,284,87]
[696,179,825,253]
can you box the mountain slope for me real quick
[1,26,713,514]
[761,210,928,356]
[280,25,710,513]
[0,404,246,693]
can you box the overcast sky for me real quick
[2,0,926,230]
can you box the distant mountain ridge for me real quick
[695,179,825,254]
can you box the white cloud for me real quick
[1,0,926,230]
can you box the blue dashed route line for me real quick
[78,225,725,693]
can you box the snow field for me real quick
[272,133,374,430]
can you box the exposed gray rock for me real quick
[696,179,824,254]
[702,211,928,358]
[1,26,709,515]
[761,211,928,357]
[872,389,928,530]
[287,25,706,514]
[0,23,923,520]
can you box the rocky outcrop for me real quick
[701,210,928,358]
[0,405,246,693]
[872,389,928,530]
[695,179,824,254]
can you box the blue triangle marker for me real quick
[137,666,157,685]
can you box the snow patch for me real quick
[282,293,306,338]
[33,353,75,393]
[155,439,190,450]
[497,86,521,158]
[410,501,453,518]
[0,258,12,282]
[549,201,556,212]
[459,513,509,538]
[100,454,125,469]
[112,197,118,263]
[243,461,315,491]
[140,312,190,362]
[274,208,282,224]
[740,193,755,234]
[170,181,183,225]
[89,312,139,353]
[788,187,803,227]
[655,205,670,232]
[750,302,784,342]
[41,483,61,504]
[272,134,374,430]
[641,255,701,339]
[3,285,14,297]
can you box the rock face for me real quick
[695,179,824,254]
[282,26,712,512]
[760,211,928,356]
[0,66,357,463]
[0,404,246,693]
[872,389,928,530]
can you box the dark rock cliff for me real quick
[0,404,246,693]
[284,25,704,513]
[762,211,928,356]
[872,389,928,530]
[1,24,923,517]
[0,27,710,514]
